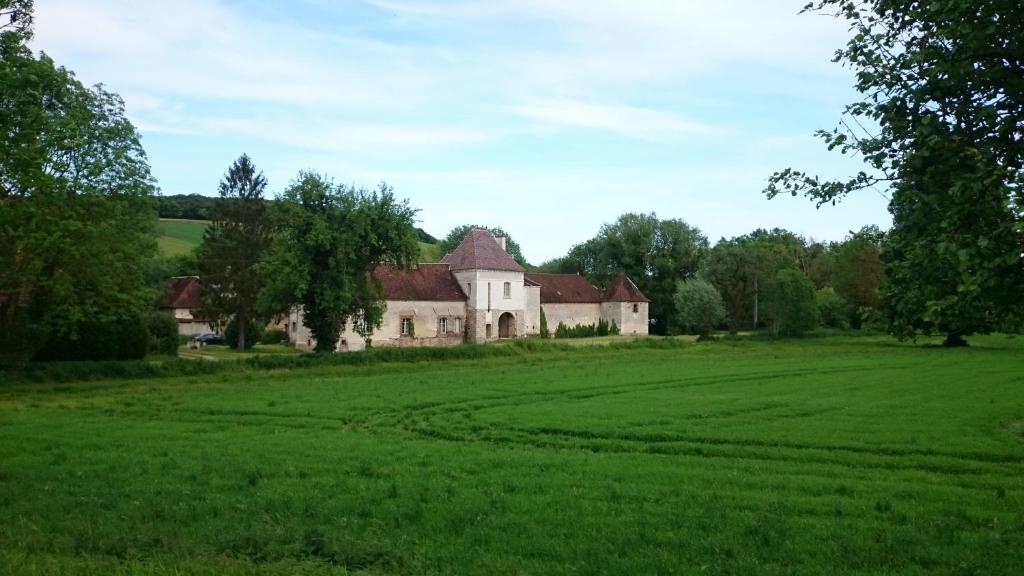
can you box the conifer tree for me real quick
[198,154,271,351]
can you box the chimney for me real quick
[495,235,507,252]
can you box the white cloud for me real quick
[514,98,719,140]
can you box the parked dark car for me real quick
[189,332,225,347]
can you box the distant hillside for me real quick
[157,218,440,262]
[157,219,208,257]
[158,195,438,246]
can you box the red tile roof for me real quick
[160,276,204,309]
[525,273,603,304]
[603,273,650,303]
[373,264,468,301]
[440,228,524,272]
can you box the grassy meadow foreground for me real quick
[1,336,1023,575]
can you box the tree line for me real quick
[530,215,886,337]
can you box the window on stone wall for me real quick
[633,303,639,314]
[439,317,448,334]
[454,317,462,333]
[291,321,297,333]
[503,282,511,298]
[401,317,413,336]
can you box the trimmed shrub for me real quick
[596,318,610,337]
[555,321,569,339]
[260,329,288,345]
[553,322,600,339]
[147,312,180,356]
[609,321,620,336]
[225,317,262,350]
[539,307,550,339]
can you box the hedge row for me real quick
[3,336,683,384]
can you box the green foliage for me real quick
[145,252,200,301]
[33,316,150,361]
[4,337,1024,574]
[437,224,527,266]
[815,287,849,330]
[198,154,272,351]
[832,226,885,327]
[557,213,708,335]
[763,269,819,337]
[224,316,262,351]
[156,194,217,220]
[539,307,550,338]
[673,278,726,335]
[703,229,808,331]
[609,320,620,336]
[1,13,158,364]
[553,321,599,339]
[554,321,567,339]
[260,329,288,345]
[596,318,610,337]
[0,1,33,40]
[146,312,179,356]
[765,0,1024,344]
[259,173,419,353]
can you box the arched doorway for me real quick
[498,312,515,339]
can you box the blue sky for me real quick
[33,0,891,263]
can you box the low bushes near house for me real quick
[260,329,288,345]
[147,312,180,356]
[224,317,262,350]
[553,320,620,339]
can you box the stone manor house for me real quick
[289,229,649,351]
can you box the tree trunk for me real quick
[943,332,968,347]
[753,276,759,329]
[238,318,246,352]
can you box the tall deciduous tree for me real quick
[764,269,819,337]
[832,226,885,326]
[438,225,527,266]
[198,154,271,351]
[556,213,707,334]
[0,12,157,363]
[765,0,1024,345]
[259,173,419,352]
[0,1,32,37]
[703,229,809,331]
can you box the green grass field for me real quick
[2,336,1023,575]
[156,219,208,257]
[156,218,441,262]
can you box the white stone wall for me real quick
[289,301,466,352]
[523,285,541,335]
[543,303,603,332]
[602,302,649,335]
[178,320,215,336]
[453,270,525,313]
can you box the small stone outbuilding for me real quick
[159,276,215,336]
